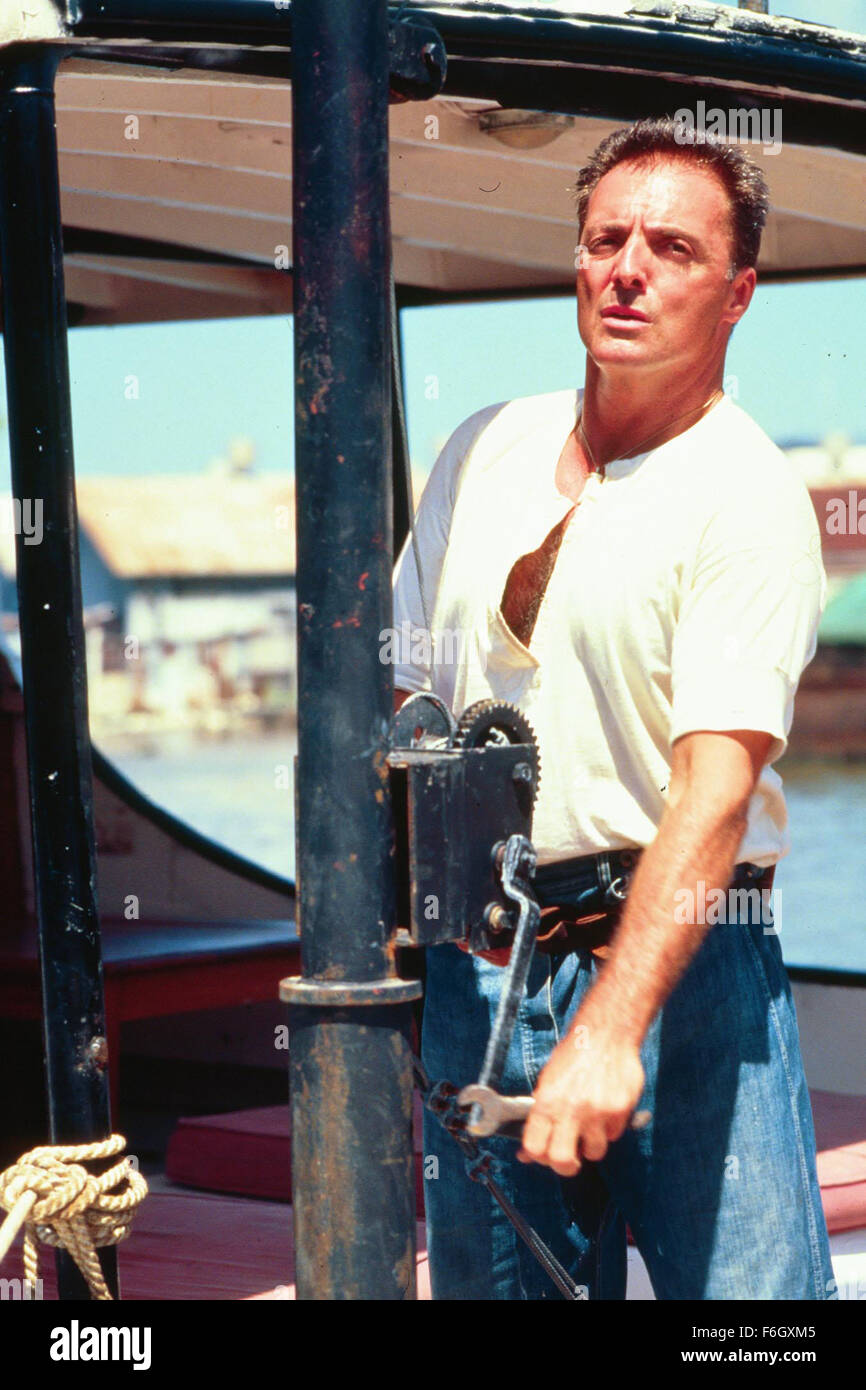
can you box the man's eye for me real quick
[590,237,616,251]
[668,241,691,256]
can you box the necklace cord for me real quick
[578,387,724,475]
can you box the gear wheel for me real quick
[454,698,541,801]
[392,691,459,749]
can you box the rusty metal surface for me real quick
[290,1007,417,1300]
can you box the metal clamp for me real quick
[388,17,447,102]
[604,875,628,905]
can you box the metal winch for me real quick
[389,696,635,1299]
[389,693,541,954]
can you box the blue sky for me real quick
[0,0,863,485]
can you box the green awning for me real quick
[819,573,866,645]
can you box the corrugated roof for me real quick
[0,474,295,580]
[0,469,430,581]
[77,473,295,578]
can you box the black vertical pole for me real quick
[0,49,117,1301]
[281,0,421,1299]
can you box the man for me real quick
[393,117,833,1300]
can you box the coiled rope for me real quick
[0,1134,147,1299]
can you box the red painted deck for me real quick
[8,1177,430,1300]
[7,1094,863,1300]
[165,1089,866,1236]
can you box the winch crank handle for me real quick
[474,834,541,1098]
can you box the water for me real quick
[100,731,299,882]
[100,734,866,974]
[777,759,866,972]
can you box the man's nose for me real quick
[611,235,648,288]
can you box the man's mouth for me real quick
[601,306,649,322]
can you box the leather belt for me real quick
[484,850,776,963]
[533,848,641,958]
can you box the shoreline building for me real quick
[0,458,296,735]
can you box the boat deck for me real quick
[8,1169,864,1301]
[11,1175,431,1301]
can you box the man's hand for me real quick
[518,1026,645,1177]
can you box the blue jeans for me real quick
[421,914,834,1300]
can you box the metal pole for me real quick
[281,0,421,1299]
[0,48,117,1301]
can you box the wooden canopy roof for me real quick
[3,2,865,322]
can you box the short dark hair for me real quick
[575,116,770,272]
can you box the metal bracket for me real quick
[388,16,446,102]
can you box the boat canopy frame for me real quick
[23,0,866,163]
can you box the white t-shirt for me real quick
[392,388,825,867]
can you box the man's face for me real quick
[576,156,753,375]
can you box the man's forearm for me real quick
[571,794,748,1049]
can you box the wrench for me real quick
[458,1083,652,1140]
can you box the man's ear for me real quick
[722,265,756,328]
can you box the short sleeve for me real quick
[670,510,826,764]
[392,404,504,692]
